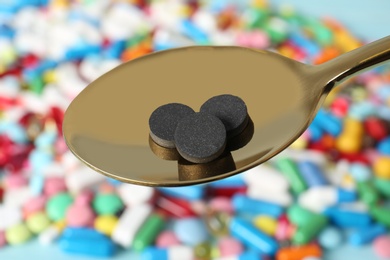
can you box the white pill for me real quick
[65,166,106,194]
[192,10,217,34]
[42,162,66,177]
[0,205,22,230]
[117,183,154,207]
[3,186,33,208]
[19,92,50,114]
[39,225,61,245]
[243,164,289,192]
[247,187,293,206]
[111,204,152,247]
[168,245,194,260]
[275,148,327,166]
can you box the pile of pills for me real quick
[1,0,390,259]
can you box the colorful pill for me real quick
[232,194,284,218]
[141,245,194,260]
[297,161,328,187]
[275,158,307,195]
[348,224,387,245]
[230,217,278,255]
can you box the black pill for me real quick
[149,103,195,148]
[174,112,226,163]
[200,94,248,138]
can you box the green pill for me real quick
[370,206,390,227]
[276,158,307,195]
[93,193,124,215]
[292,214,328,245]
[287,204,323,226]
[46,192,74,221]
[195,242,213,260]
[132,214,165,251]
[357,181,379,206]
[374,178,390,198]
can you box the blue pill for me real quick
[4,122,28,144]
[297,161,328,187]
[232,195,283,218]
[377,137,390,155]
[337,188,357,203]
[180,19,208,44]
[307,123,324,141]
[210,174,245,187]
[313,110,342,136]
[348,224,387,246]
[59,228,116,257]
[239,250,264,260]
[141,247,168,260]
[173,218,208,246]
[350,163,371,181]
[230,217,278,256]
[34,131,57,149]
[29,150,54,173]
[324,207,372,228]
[104,40,126,59]
[318,226,343,249]
[349,101,377,120]
[159,186,205,201]
[29,173,44,195]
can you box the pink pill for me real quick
[4,174,28,189]
[218,237,243,257]
[99,183,115,194]
[74,190,94,206]
[23,195,47,217]
[373,236,390,258]
[55,138,68,155]
[66,204,95,227]
[250,30,269,49]
[44,177,67,197]
[156,231,180,248]
[209,197,233,214]
[0,231,6,248]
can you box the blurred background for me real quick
[0,0,390,260]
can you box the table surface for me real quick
[1,0,389,259]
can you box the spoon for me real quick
[63,36,390,187]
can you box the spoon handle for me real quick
[319,35,390,89]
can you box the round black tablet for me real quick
[149,103,195,148]
[174,112,226,163]
[200,94,248,138]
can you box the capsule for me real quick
[370,206,390,228]
[159,186,205,201]
[325,206,372,228]
[141,246,194,260]
[229,217,279,255]
[215,250,261,260]
[349,224,387,245]
[111,204,152,247]
[59,227,116,257]
[156,195,196,218]
[275,158,307,195]
[297,161,328,187]
[243,164,290,192]
[276,243,322,260]
[232,194,284,218]
[356,180,379,206]
[247,187,292,206]
[133,214,165,251]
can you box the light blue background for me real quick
[1,1,389,260]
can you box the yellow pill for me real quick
[336,134,362,154]
[43,70,57,83]
[373,157,390,179]
[54,220,67,231]
[253,215,277,236]
[343,118,364,136]
[94,215,118,236]
[290,136,308,150]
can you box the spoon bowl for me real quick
[63,37,390,187]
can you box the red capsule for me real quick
[0,96,17,110]
[339,152,370,164]
[331,97,349,117]
[156,195,196,218]
[207,186,247,198]
[48,106,64,136]
[364,117,388,141]
[21,54,40,69]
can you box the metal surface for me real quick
[63,36,390,187]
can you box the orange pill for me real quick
[276,243,322,260]
[336,134,362,154]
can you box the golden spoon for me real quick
[63,36,390,187]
